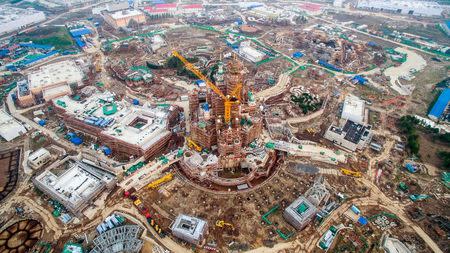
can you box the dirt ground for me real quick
[137,165,364,252]
[418,133,450,170]
[406,198,450,252]
[408,63,448,116]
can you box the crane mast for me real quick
[172,50,239,123]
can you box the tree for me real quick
[437,151,450,170]
[398,115,420,156]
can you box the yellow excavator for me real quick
[186,137,202,152]
[215,220,234,230]
[340,168,362,178]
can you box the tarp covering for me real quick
[428,88,450,119]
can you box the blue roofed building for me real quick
[428,88,450,121]
[69,28,92,37]
[69,27,92,49]
[352,75,367,85]
[440,20,450,36]
[19,43,54,51]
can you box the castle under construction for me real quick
[175,52,276,188]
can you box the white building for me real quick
[171,214,208,245]
[0,6,46,35]
[324,120,372,152]
[46,0,97,7]
[0,109,27,142]
[33,158,116,216]
[247,6,282,20]
[27,60,83,102]
[239,44,265,63]
[381,234,411,253]
[107,1,129,12]
[356,0,443,17]
[341,94,365,124]
[333,0,344,7]
[28,148,51,170]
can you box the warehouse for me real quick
[104,9,146,29]
[356,0,444,17]
[171,214,208,245]
[238,42,265,63]
[28,148,52,170]
[0,109,27,142]
[428,88,450,121]
[19,60,84,106]
[341,94,366,124]
[0,6,46,35]
[33,158,116,216]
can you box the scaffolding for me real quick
[90,225,143,253]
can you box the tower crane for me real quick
[172,50,240,124]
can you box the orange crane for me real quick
[172,50,240,123]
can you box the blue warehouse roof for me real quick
[70,28,92,37]
[19,43,54,50]
[428,88,450,120]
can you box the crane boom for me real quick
[172,51,226,100]
[230,83,242,101]
[172,50,240,123]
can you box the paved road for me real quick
[255,73,291,101]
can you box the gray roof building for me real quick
[171,214,208,245]
[283,196,318,231]
[90,225,143,253]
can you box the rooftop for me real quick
[27,60,83,90]
[29,148,50,162]
[53,91,171,149]
[110,9,144,20]
[0,5,45,23]
[285,196,318,223]
[154,3,177,9]
[0,109,27,141]
[428,88,450,120]
[341,94,365,123]
[330,120,371,144]
[33,159,115,211]
[171,214,207,241]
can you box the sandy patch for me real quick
[384,47,426,96]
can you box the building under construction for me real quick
[52,90,182,159]
[176,52,276,187]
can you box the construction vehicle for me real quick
[215,220,234,229]
[147,173,174,189]
[172,51,240,124]
[340,168,362,178]
[186,137,202,152]
[306,128,316,134]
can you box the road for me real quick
[0,1,108,40]
[255,73,291,101]
[307,173,444,253]
[5,88,131,173]
[312,16,441,57]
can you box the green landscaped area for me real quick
[14,26,75,50]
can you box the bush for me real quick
[398,115,420,155]
[437,151,450,170]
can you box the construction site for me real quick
[0,0,449,253]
